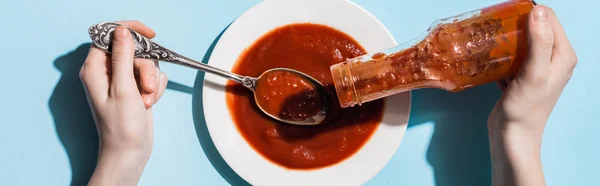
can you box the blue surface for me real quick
[0,0,597,185]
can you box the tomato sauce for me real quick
[225,23,384,169]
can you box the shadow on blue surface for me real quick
[191,25,251,186]
[408,84,501,186]
[49,43,199,186]
[49,43,99,186]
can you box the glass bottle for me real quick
[331,0,537,108]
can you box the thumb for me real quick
[518,5,554,84]
[110,26,137,95]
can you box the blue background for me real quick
[0,0,597,185]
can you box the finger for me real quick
[116,20,156,39]
[135,59,158,108]
[518,5,554,85]
[135,59,158,93]
[545,7,578,76]
[156,72,168,102]
[110,26,137,95]
[80,46,110,100]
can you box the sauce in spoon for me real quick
[255,70,323,122]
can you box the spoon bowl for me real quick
[88,21,328,125]
[253,68,329,125]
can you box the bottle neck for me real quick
[331,38,447,108]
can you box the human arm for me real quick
[489,5,577,186]
[79,20,169,186]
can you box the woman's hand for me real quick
[488,5,577,186]
[80,20,168,186]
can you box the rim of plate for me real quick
[201,0,411,185]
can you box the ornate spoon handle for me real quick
[87,22,254,88]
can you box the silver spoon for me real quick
[88,22,328,125]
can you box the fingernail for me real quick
[145,97,154,107]
[533,6,548,22]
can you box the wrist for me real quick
[489,123,542,159]
[100,140,153,156]
[489,123,546,186]
[88,146,151,186]
[97,141,152,170]
[99,144,152,162]
[97,129,154,155]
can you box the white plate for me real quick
[202,0,411,185]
